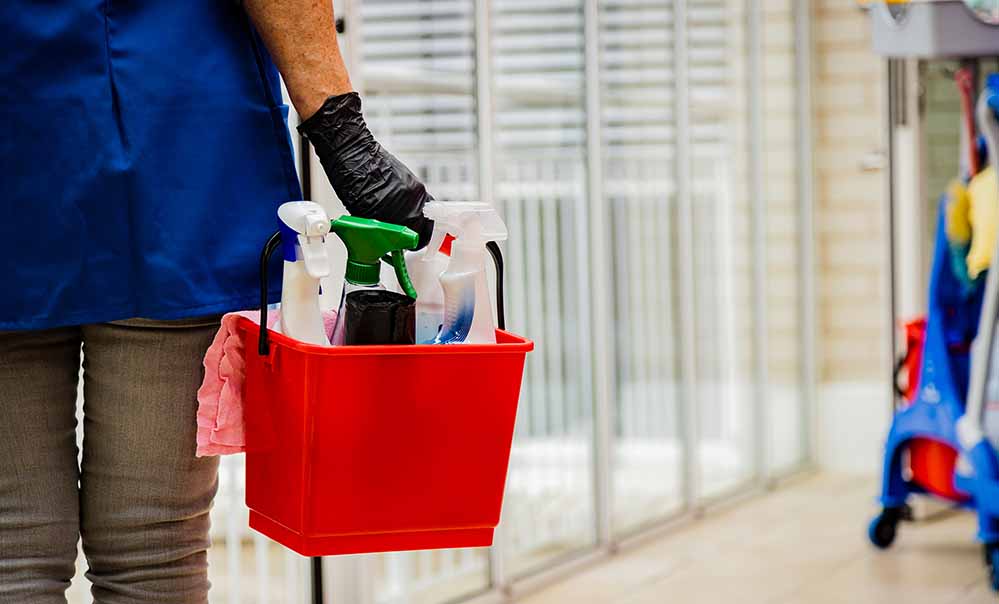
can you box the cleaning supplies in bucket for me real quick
[273,201,332,346]
[406,226,452,344]
[197,206,431,457]
[226,194,533,556]
[422,202,508,345]
[329,216,420,345]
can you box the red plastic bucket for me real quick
[239,317,532,556]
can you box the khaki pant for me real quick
[0,317,221,604]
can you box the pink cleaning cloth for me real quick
[196,309,337,456]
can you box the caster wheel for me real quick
[987,544,999,592]
[868,508,902,549]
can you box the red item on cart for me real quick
[900,317,968,501]
[910,439,963,500]
[901,318,927,402]
[239,317,532,556]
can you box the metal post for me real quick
[311,557,324,604]
[885,59,900,419]
[300,136,312,200]
[673,0,699,507]
[793,0,818,468]
[473,0,509,592]
[746,0,769,482]
[582,0,614,548]
[299,117,325,604]
[475,0,495,208]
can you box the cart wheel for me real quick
[868,509,900,549]
[987,544,999,592]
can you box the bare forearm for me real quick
[243,0,353,120]
[247,1,434,244]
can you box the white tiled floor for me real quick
[523,474,996,604]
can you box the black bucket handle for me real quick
[486,240,506,332]
[256,232,506,356]
[258,230,283,356]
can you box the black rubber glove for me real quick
[297,92,434,248]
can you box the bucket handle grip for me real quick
[486,241,506,331]
[256,231,507,355]
[258,230,282,356]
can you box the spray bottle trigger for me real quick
[299,234,330,279]
[392,250,418,299]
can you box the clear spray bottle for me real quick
[405,202,454,343]
[329,216,420,345]
[430,203,508,345]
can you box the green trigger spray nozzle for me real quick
[330,216,420,299]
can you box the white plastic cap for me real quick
[278,201,331,278]
[424,201,508,244]
[278,201,331,237]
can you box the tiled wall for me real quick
[810,3,894,474]
[813,1,887,383]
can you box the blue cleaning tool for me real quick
[868,75,999,592]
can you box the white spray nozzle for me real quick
[278,201,331,279]
[424,201,508,247]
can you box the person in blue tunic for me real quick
[0,2,432,601]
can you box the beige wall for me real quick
[811,2,893,474]
[813,1,887,383]
[764,0,802,386]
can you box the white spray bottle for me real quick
[407,202,452,343]
[274,201,331,346]
[432,203,507,345]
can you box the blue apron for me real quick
[0,1,301,330]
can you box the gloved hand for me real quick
[297,92,434,248]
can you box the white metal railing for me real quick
[208,456,310,604]
[373,549,488,604]
[604,153,684,531]
[497,155,598,575]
